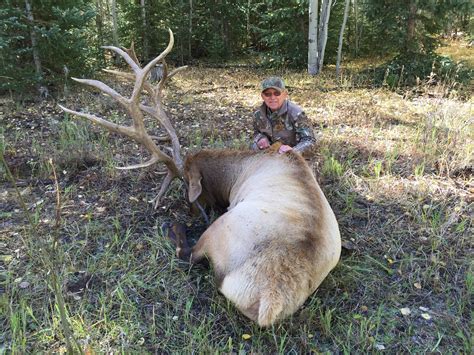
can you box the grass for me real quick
[438,39,474,67]
[1,42,473,352]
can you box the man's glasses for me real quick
[263,91,282,98]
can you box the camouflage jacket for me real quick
[252,100,315,153]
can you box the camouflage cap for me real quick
[261,77,286,93]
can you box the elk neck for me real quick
[184,150,255,209]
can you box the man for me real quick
[252,77,316,154]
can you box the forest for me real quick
[1,0,473,353]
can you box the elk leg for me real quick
[162,222,211,266]
[162,222,192,260]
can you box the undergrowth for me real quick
[1,51,472,353]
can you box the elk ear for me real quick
[188,172,202,203]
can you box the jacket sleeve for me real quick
[293,111,316,153]
[253,110,267,144]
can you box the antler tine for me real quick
[139,104,182,166]
[143,29,175,75]
[58,104,134,137]
[102,46,141,73]
[122,41,140,66]
[71,76,147,135]
[151,171,175,208]
[116,156,160,170]
[71,77,129,107]
[102,68,134,81]
[102,69,155,96]
[127,29,175,104]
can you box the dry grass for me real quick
[438,39,474,67]
[1,48,473,353]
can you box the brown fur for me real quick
[180,149,341,327]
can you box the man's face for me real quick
[261,89,287,112]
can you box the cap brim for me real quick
[261,86,283,93]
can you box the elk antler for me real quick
[59,29,187,208]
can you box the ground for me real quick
[1,46,473,353]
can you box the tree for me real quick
[308,0,319,75]
[352,0,360,56]
[363,0,469,56]
[111,0,119,47]
[255,0,308,67]
[95,0,106,66]
[245,0,252,48]
[336,0,350,75]
[316,0,332,73]
[188,0,193,59]
[1,0,97,95]
[405,0,417,53]
[140,0,149,60]
[3,0,470,96]
[307,0,333,74]
[24,0,44,96]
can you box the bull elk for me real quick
[59,30,341,327]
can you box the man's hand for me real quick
[257,137,270,150]
[278,144,293,154]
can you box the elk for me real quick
[59,30,341,327]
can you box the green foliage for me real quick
[119,0,248,63]
[1,0,472,95]
[0,5,33,93]
[118,0,168,60]
[363,0,472,56]
[255,0,308,67]
[37,5,98,75]
[188,1,247,60]
[373,52,473,88]
[322,153,345,179]
[0,0,98,95]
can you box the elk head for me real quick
[185,167,202,204]
[59,29,186,207]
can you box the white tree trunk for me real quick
[141,0,149,60]
[336,0,350,75]
[24,0,42,79]
[308,0,319,75]
[317,0,332,73]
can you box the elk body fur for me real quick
[183,149,341,327]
